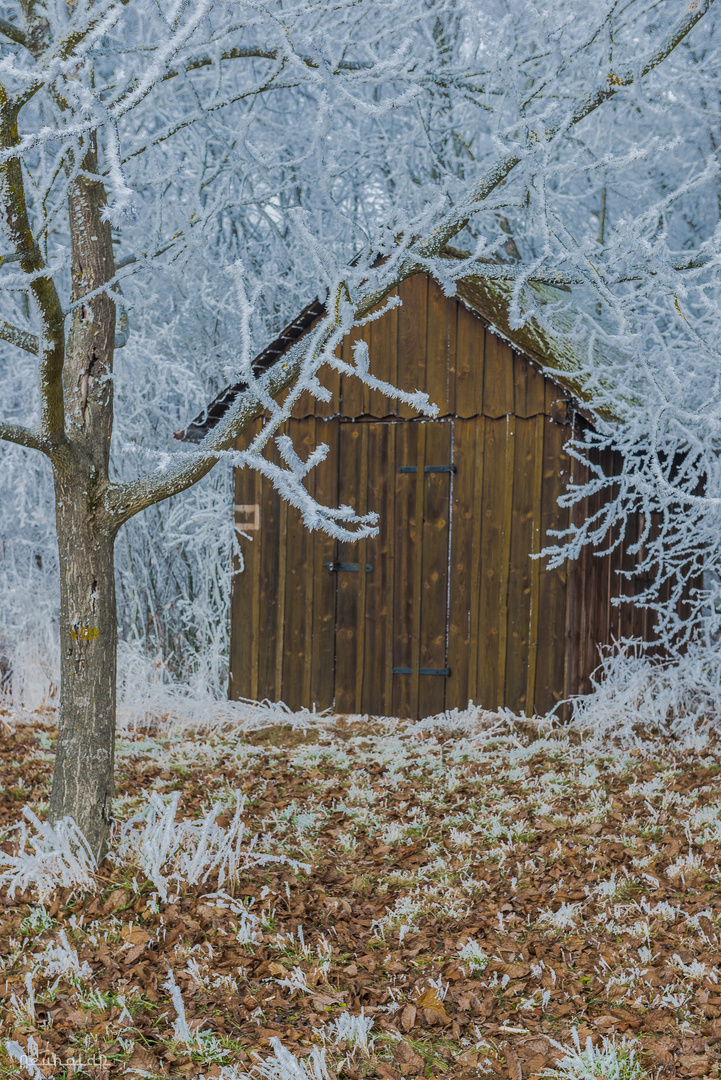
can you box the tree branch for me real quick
[164,45,374,82]
[103,0,716,529]
[434,251,717,287]
[0,17,29,49]
[411,0,716,262]
[13,1,132,108]
[0,317,39,353]
[0,101,65,446]
[0,420,42,451]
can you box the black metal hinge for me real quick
[397,465,456,474]
[324,562,373,573]
[393,667,451,676]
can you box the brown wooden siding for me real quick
[229,274,663,719]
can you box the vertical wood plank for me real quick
[525,414,545,714]
[564,430,587,702]
[446,418,475,711]
[496,414,516,707]
[455,302,484,418]
[275,495,288,702]
[392,421,421,717]
[483,329,515,418]
[468,416,485,704]
[354,423,370,712]
[368,291,399,417]
[310,417,339,711]
[513,351,529,417]
[397,276,428,420]
[280,420,316,710]
[505,416,535,714]
[409,423,428,718]
[333,422,362,713]
[534,419,570,714]
[476,417,506,708]
[314,352,342,419]
[340,324,371,418]
[362,421,395,715]
[418,421,452,719]
[425,278,454,416]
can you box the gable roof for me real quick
[176,252,621,442]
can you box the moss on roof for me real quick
[438,249,631,423]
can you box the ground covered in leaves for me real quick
[1,706,721,1079]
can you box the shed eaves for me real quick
[175,255,622,443]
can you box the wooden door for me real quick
[231,417,455,719]
[332,419,453,718]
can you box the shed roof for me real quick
[176,251,619,443]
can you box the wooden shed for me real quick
[181,265,667,719]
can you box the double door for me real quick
[332,419,454,718]
[229,418,456,719]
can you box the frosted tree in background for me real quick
[0,0,717,854]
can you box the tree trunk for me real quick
[46,137,117,861]
[49,485,117,861]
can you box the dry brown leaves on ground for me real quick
[1,709,721,1078]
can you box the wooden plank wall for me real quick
[230,273,664,718]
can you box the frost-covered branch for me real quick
[0,17,28,49]
[0,420,42,451]
[0,103,65,447]
[0,317,38,354]
[412,0,717,262]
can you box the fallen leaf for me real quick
[593,1014,619,1032]
[102,888,129,914]
[682,1054,712,1077]
[128,1043,163,1075]
[376,1065,400,1080]
[504,1045,522,1080]
[400,1003,417,1032]
[121,926,152,946]
[124,941,149,964]
[415,987,446,1014]
[422,1006,448,1027]
[311,992,345,1007]
[393,1040,425,1073]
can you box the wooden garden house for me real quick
[180,262,667,719]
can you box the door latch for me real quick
[324,562,374,573]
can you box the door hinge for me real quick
[393,667,451,676]
[324,562,373,573]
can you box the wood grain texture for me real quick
[535,419,570,714]
[362,422,396,714]
[446,418,475,709]
[369,291,399,418]
[397,276,428,420]
[483,329,515,418]
[310,417,338,711]
[418,420,452,718]
[455,300,484,417]
[426,278,455,416]
[505,416,536,714]
[334,422,363,712]
[228,427,261,701]
[392,420,420,718]
[476,417,506,708]
[227,273,678,721]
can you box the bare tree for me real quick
[0,0,715,856]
